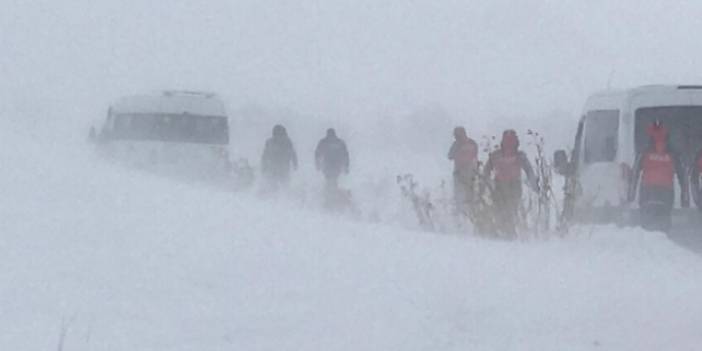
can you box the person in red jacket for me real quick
[447,127,478,214]
[628,122,689,232]
[692,148,702,210]
[483,130,537,237]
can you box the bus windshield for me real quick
[110,113,229,144]
[635,106,702,164]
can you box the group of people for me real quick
[260,125,350,194]
[258,121,702,233]
[447,127,537,236]
[447,121,702,235]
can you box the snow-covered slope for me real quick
[2,123,702,351]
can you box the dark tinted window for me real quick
[584,110,619,163]
[110,113,229,144]
[635,106,702,163]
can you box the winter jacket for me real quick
[448,138,478,173]
[628,147,688,207]
[261,136,298,178]
[315,136,349,176]
[483,149,536,187]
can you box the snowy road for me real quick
[6,1,702,349]
[2,128,702,351]
[669,228,702,254]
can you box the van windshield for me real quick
[110,113,229,144]
[583,110,619,163]
[635,106,702,164]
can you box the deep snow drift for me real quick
[2,122,702,351]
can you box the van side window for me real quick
[635,106,702,163]
[583,110,619,163]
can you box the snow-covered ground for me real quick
[2,120,702,351]
[5,2,702,348]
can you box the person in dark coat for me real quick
[261,124,298,191]
[447,126,478,214]
[628,122,689,231]
[315,128,349,189]
[483,130,537,237]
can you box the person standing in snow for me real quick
[315,128,350,190]
[628,122,689,231]
[261,124,298,192]
[483,129,537,237]
[447,126,478,214]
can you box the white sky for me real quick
[2,0,702,132]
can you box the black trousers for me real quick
[639,185,674,232]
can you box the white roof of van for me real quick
[584,89,628,110]
[111,91,227,117]
[590,85,702,97]
[584,85,702,111]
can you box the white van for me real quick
[94,91,242,183]
[555,85,702,223]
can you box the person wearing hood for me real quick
[447,126,478,213]
[628,121,689,231]
[261,124,298,191]
[315,128,349,189]
[483,129,537,237]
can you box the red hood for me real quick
[501,130,519,155]
[647,124,668,153]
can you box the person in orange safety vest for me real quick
[628,121,689,232]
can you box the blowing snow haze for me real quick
[4,1,702,139]
[4,1,702,350]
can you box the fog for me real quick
[4,1,702,147]
[5,2,702,349]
